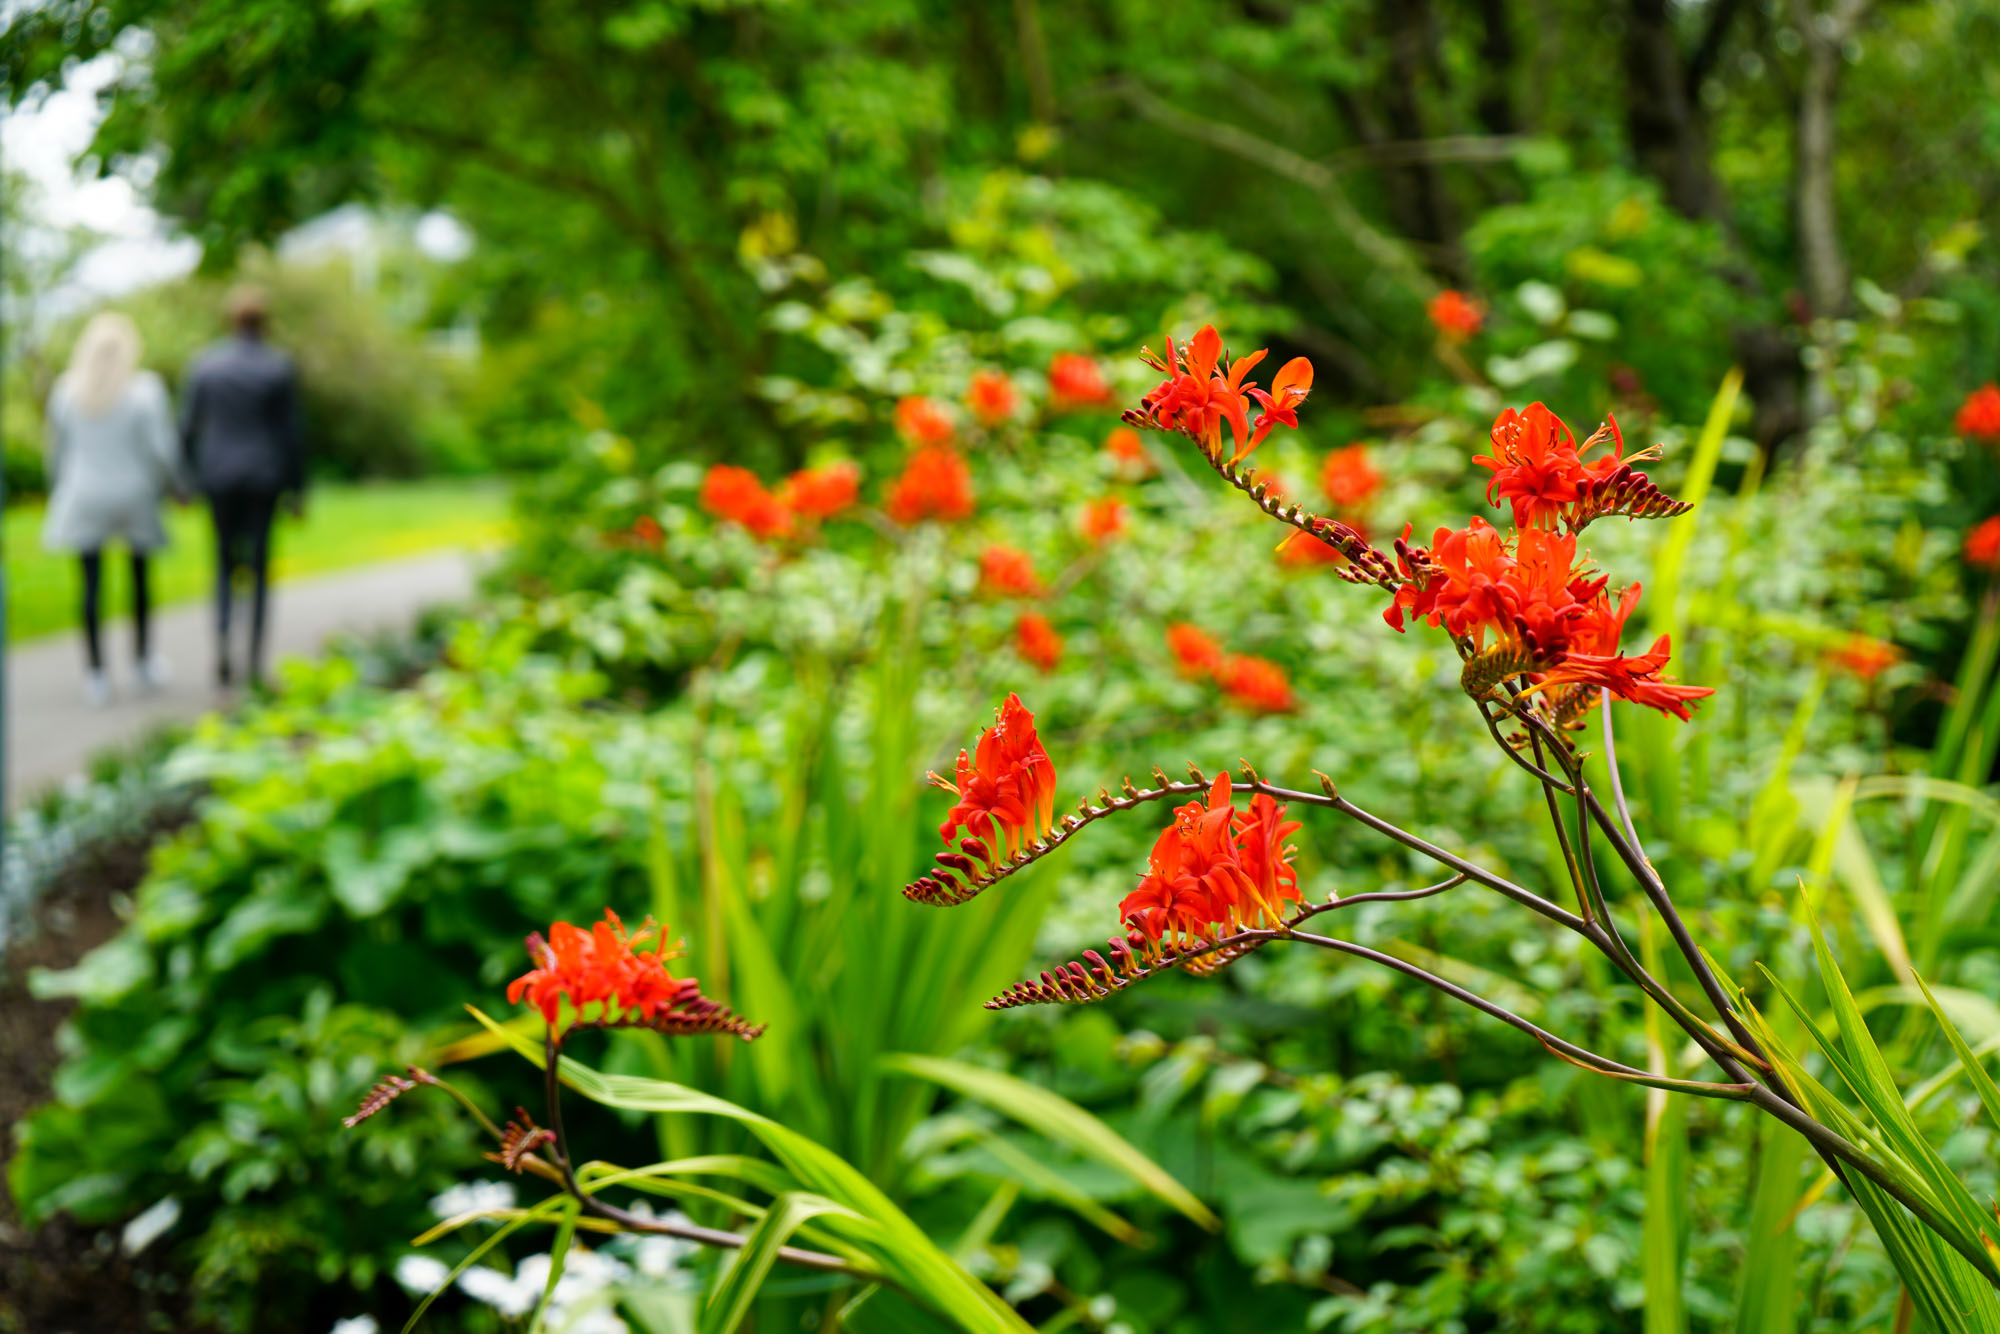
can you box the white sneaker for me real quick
[136,655,172,695]
[83,670,112,708]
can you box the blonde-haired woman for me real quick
[43,311,185,705]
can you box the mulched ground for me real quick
[0,801,205,1334]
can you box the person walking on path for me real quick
[41,311,186,707]
[181,284,305,690]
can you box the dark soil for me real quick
[0,800,203,1334]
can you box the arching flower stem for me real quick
[1275,928,1753,1099]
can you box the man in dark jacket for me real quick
[181,285,304,689]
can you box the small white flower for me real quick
[429,1180,518,1221]
[329,1318,380,1334]
[120,1195,182,1257]
[456,1265,536,1319]
[394,1254,453,1294]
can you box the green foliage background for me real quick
[9,2,2000,1332]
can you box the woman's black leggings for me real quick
[79,550,151,672]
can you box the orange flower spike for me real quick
[980,544,1044,597]
[966,370,1019,428]
[1015,612,1065,673]
[929,693,1058,863]
[507,909,762,1041]
[1957,385,2000,442]
[1166,622,1226,678]
[895,395,957,447]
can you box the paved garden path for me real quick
[6,550,486,809]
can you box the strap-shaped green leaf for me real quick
[700,1192,856,1334]
[880,1052,1217,1230]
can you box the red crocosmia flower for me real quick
[966,370,1020,428]
[1233,792,1303,925]
[700,464,794,539]
[507,909,762,1040]
[895,395,957,448]
[1276,530,1347,567]
[1167,622,1226,678]
[1532,582,1714,722]
[1117,775,1303,949]
[1015,612,1064,672]
[1956,385,2000,441]
[1427,289,1484,342]
[981,544,1044,597]
[630,515,664,548]
[1104,426,1152,474]
[1388,522,1712,720]
[777,460,860,520]
[1473,406,1678,533]
[1219,654,1297,713]
[1133,326,1313,464]
[1966,517,2000,570]
[1081,495,1129,543]
[1475,404,1583,530]
[1828,635,1899,681]
[885,446,976,524]
[1321,445,1383,512]
[1247,357,1314,452]
[1121,774,1259,946]
[929,693,1058,864]
[1049,353,1113,410]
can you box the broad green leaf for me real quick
[880,1053,1217,1231]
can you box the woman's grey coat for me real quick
[41,370,184,553]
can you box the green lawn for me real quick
[6,479,513,643]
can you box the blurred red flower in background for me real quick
[1427,289,1484,341]
[886,446,976,523]
[1957,385,2000,441]
[778,460,860,519]
[980,544,1044,597]
[1104,426,1152,474]
[700,464,793,539]
[1966,516,2000,569]
[1049,353,1113,410]
[966,370,1019,427]
[1275,530,1347,567]
[1166,623,1226,677]
[1828,636,1899,680]
[1219,654,1296,713]
[895,395,957,447]
[1080,495,1129,543]
[1320,445,1383,511]
[1015,612,1065,672]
